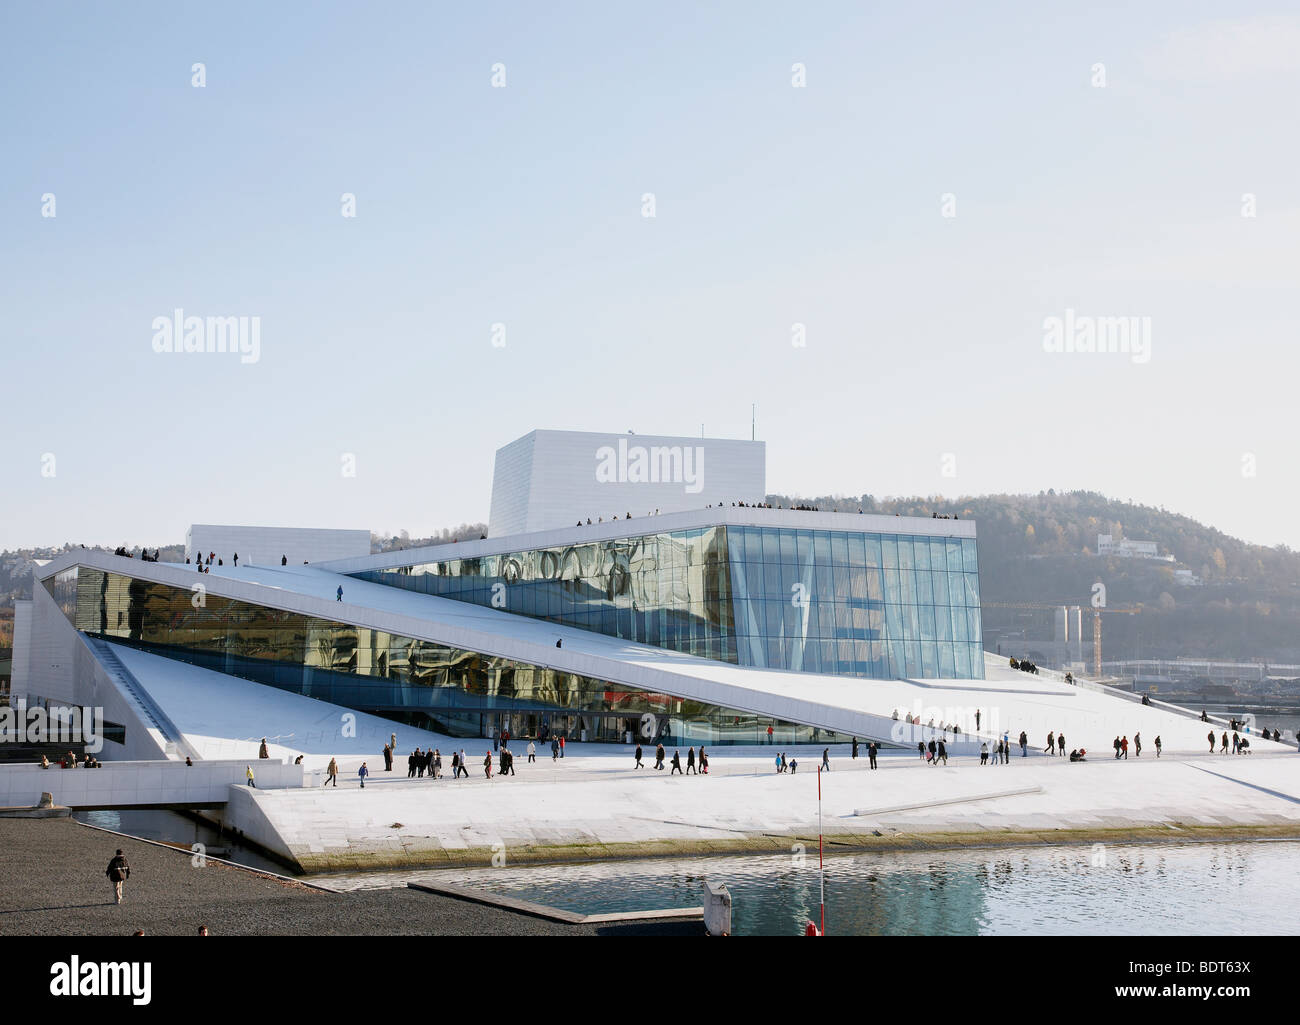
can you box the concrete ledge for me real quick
[295,822,1300,873]
[0,805,72,818]
[407,881,702,926]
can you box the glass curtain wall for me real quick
[354,526,734,661]
[356,526,984,680]
[727,528,982,679]
[43,566,849,746]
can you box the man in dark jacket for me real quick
[106,849,130,905]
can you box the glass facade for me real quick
[44,566,851,747]
[356,525,983,680]
[728,527,982,679]
[353,527,733,661]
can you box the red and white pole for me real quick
[818,763,825,935]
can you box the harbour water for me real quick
[311,839,1300,936]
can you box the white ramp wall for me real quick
[0,759,305,809]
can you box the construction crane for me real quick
[981,600,1143,677]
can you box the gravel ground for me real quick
[0,818,698,937]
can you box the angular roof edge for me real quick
[319,505,977,575]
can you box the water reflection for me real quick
[310,840,1300,936]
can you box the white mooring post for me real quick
[703,881,732,936]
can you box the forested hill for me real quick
[766,490,1300,663]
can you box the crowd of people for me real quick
[38,750,101,769]
[889,709,965,738]
[1207,729,1264,754]
[113,546,163,562]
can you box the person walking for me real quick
[382,744,393,772]
[433,750,442,779]
[324,757,338,787]
[1221,731,1229,754]
[767,724,774,745]
[937,739,948,765]
[1154,735,1162,758]
[336,585,343,602]
[1045,732,1055,756]
[670,750,683,775]
[407,749,416,778]
[686,747,696,775]
[1019,731,1028,757]
[528,740,537,763]
[459,749,469,778]
[1056,732,1065,757]
[780,751,788,773]
[851,737,859,760]
[106,849,130,905]
[451,750,460,778]
[980,742,989,765]
[655,742,665,770]
[1113,736,1122,759]
[1002,733,1010,764]
[868,741,878,770]
[484,751,493,779]
[245,765,255,788]
[358,762,368,788]
[1208,729,1216,754]
[634,744,644,769]
[552,737,560,761]
[1134,732,1142,758]
[975,709,981,732]
[1120,736,1129,759]
[918,741,926,760]
[774,752,782,774]
[559,735,566,758]
[927,738,937,764]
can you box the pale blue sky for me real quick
[3,2,1297,550]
